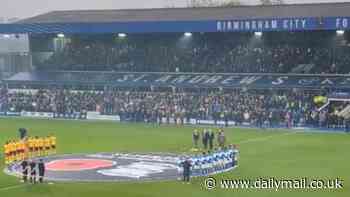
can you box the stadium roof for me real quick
[0,2,349,34]
[16,2,350,24]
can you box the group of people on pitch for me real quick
[20,159,46,184]
[3,133,56,184]
[178,128,236,182]
[192,128,226,150]
[3,135,56,165]
[179,145,238,183]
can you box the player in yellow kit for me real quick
[33,137,39,157]
[19,140,26,161]
[15,140,22,161]
[8,141,15,163]
[11,140,16,162]
[3,135,57,164]
[38,137,44,156]
[7,141,11,163]
[44,136,51,156]
[50,135,57,154]
[27,137,34,158]
[10,140,16,162]
[23,137,29,160]
[32,136,38,157]
[14,140,21,161]
[10,140,15,162]
[4,141,9,165]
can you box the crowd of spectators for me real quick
[35,32,350,74]
[3,32,350,129]
[0,87,347,129]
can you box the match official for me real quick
[38,159,46,183]
[218,129,226,148]
[29,160,37,184]
[202,129,209,149]
[192,129,200,149]
[208,129,215,150]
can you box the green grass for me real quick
[0,117,349,197]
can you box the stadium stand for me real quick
[32,32,350,74]
[0,87,345,128]
[0,3,349,130]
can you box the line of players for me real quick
[3,135,56,165]
[179,145,239,181]
[20,159,46,184]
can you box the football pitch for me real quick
[0,118,349,197]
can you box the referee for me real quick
[29,160,37,184]
[38,159,46,183]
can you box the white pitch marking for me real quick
[0,184,26,191]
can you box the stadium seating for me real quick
[34,32,350,74]
[0,87,346,128]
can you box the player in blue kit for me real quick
[211,151,218,172]
[202,152,210,175]
[207,152,214,174]
[177,156,185,175]
[218,150,226,172]
[211,149,219,172]
[191,155,201,176]
[227,147,235,168]
[223,150,231,170]
[177,144,239,180]
[201,153,206,175]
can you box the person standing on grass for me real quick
[29,160,37,184]
[208,129,215,150]
[19,128,27,140]
[38,159,46,183]
[192,129,200,149]
[202,129,208,149]
[21,160,29,182]
[218,130,226,148]
[199,152,206,175]
[182,158,192,183]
